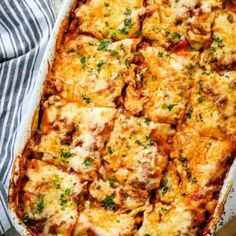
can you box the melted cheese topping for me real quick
[75,0,145,40]
[143,0,217,49]
[125,45,199,124]
[53,35,139,107]
[171,128,233,194]
[23,160,85,235]
[102,114,170,190]
[34,101,116,179]
[185,70,236,139]
[136,203,195,236]
[73,207,136,236]
[200,9,236,67]
[89,178,148,211]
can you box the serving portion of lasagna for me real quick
[11,0,236,235]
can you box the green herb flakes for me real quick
[82,95,92,104]
[100,195,115,210]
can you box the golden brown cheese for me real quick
[169,127,234,219]
[22,160,85,236]
[200,8,236,68]
[73,206,137,236]
[89,178,148,211]
[125,45,199,124]
[185,70,236,139]
[75,0,145,40]
[158,161,180,204]
[136,203,196,236]
[143,0,218,50]
[33,100,117,179]
[52,35,139,107]
[102,114,172,190]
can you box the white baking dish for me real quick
[8,0,236,235]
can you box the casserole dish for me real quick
[8,0,236,235]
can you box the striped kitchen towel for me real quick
[0,0,57,234]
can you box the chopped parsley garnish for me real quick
[100,195,115,210]
[186,64,195,71]
[118,27,129,35]
[118,17,133,35]
[161,179,169,196]
[210,47,216,52]
[197,96,204,103]
[37,195,44,213]
[144,118,150,126]
[146,135,154,146]
[108,146,113,154]
[89,200,95,206]
[56,184,61,189]
[124,8,132,15]
[135,30,142,36]
[104,2,109,7]
[201,71,210,76]
[82,95,92,104]
[135,139,144,146]
[109,179,116,187]
[124,18,132,27]
[60,150,72,158]
[111,32,117,39]
[60,188,71,208]
[213,35,225,49]
[65,188,71,195]
[52,175,61,189]
[83,159,92,166]
[67,47,75,53]
[158,51,163,57]
[125,59,129,68]
[80,56,86,64]
[97,39,111,51]
[144,234,151,236]
[135,137,154,149]
[168,32,181,44]
[162,103,177,111]
[186,107,193,119]
[96,59,104,72]
[110,49,119,55]
[23,214,29,223]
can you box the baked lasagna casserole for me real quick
[10,0,236,235]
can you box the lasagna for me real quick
[10,0,236,235]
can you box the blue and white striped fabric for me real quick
[0,0,55,234]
